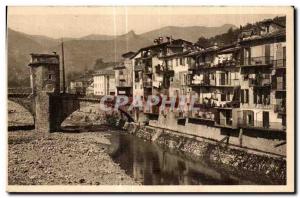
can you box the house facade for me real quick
[93,70,115,96]
[114,52,135,96]
[115,18,287,155]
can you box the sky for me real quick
[7,7,282,39]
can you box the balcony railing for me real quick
[144,68,153,74]
[274,104,286,114]
[143,81,152,88]
[218,79,240,86]
[273,81,286,91]
[116,81,131,87]
[249,78,271,87]
[273,59,286,68]
[134,64,144,71]
[242,56,274,66]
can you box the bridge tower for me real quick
[28,53,60,133]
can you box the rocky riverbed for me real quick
[8,101,139,185]
[8,130,139,185]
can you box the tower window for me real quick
[48,74,53,80]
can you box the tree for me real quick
[196,36,211,48]
[93,58,106,70]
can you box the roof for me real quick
[131,39,193,59]
[239,29,286,43]
[159,50,191,59]
[121,51,136,59]
[30,53,59,58]
[93,69,115,76]
[186,46,219,57]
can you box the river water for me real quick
[106,131,258,185]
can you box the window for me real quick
[245,89,249,103]
[234,72,238,79]
[226,92,231,101]
[221,93,226,101]
[48,74,53,80]
[180,58,184,65]
[176,59,178,66]
[241,90,244,103]
[283,46,286,59]
[241,89,249,103]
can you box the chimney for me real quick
[166,36,171,43]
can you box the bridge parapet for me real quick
[8,87,32,94]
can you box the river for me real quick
[106,131,258,185]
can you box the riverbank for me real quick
[125,122,286,185]
[8,130,139,185]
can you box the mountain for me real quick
[7,28,49,87]
[7,24,235,87]
[140,24,237,43]
[80,34,116,41]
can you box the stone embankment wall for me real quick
[121,121,286,185]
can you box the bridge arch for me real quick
[8,100,35,127]
[51,96,134,131]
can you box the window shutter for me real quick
[241,89,244,103]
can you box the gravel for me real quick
[8,131,140,185]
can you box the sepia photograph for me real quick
[5,6,294,193]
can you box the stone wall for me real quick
[122,122,286,185]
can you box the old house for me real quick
[237,19,286,131]
[69,75,93,95]
[114,52,135,96]
[131,38,193,117]
[186,44,241,127]
[93,70,115,96]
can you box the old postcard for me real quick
[6,6,294,192]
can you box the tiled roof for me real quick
[93,69,115,76]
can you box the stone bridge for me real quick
[8,88,134,133]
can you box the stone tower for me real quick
[28,53,60,133]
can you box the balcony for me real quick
[143,81,152,88]
[238,118,285,131]
[134,64,144,71]
[242,56,274,67]
[144,67,153,75]
[273,82,286,91]
[218,79,240,87]
[274,104,286,115]
[249,78,271,87]
[116,81,131,88]
[214,59,240,68]
[215,100,240,109]
[273,59,286,69]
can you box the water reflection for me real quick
[108,132,254,185]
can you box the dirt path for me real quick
[8,131,139,185]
